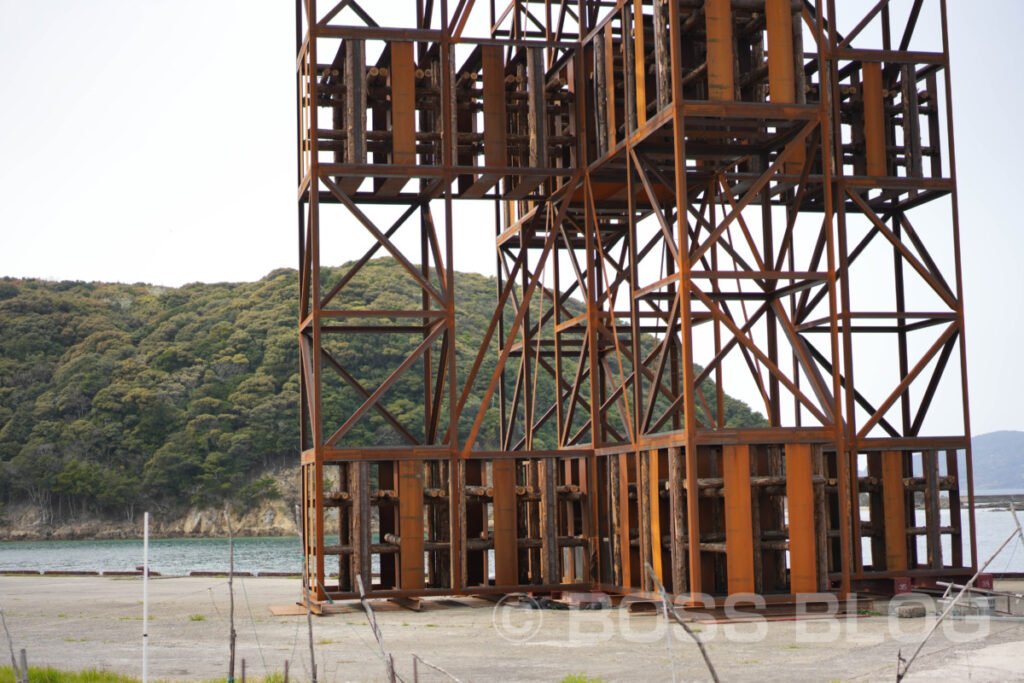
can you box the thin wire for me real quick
[287,607,302,668]
[238,576,270,674]
[848,621,1024,680]
[207,586,224,620]
[313,575,395,670]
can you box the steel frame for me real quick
[296,0,974,606]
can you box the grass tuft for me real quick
[0,668,293,683]
[0,667,139,683]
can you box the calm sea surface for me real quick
[0,536,303,575]
[1,506,1021,575]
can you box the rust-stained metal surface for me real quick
[296,0,974,606]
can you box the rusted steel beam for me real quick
[398,460,425,589]
[492,459,519,584]
[705,0,735,102]
[378,41,416,196]
[723,444,755,594]
[861,61,886,177]
[786,443,817,593]
[881,450,908,572]
[295,0,974,607]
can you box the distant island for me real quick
[971,430,1024,492]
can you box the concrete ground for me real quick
[1,576,1023,682]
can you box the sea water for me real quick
[1,506,1021,575]
[0,536,303,576]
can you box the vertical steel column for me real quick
[786,443,817,594]
[723,444,754,594]
[881,450,908,572]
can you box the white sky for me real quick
[0,1,1021,435]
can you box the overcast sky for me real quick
[1,1,1021,436]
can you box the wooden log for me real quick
[901,64,923,178]
[813,446,828,592]
[344,39,367,177]
[621,7,637,134]
[603,23,616,150]
[610,455,623,586]
[526,47,547,167]
[923,451,942,569]
[946,449,963,567]
[668,446,687,594]
[639,451,653,591]
[652,0,671,109]
[594,33,609,156]
[540,457,559,583]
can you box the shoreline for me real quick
[0,498,300,542]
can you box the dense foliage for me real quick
[0,270,298,521]
[0,259,765,522]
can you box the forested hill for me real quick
[0,259,766,524]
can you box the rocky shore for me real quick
[0,498,300,541]
[0,467,302,541]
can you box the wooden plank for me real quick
[723,444,755,594]
[785,443,817,594]
[705,0,735,102]
[398,460,424,589]
[862,61,886,177]
[378,41,416,196]
[492,459,518,585]
[881,450,908,572]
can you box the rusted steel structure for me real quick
[296,0,975,606]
